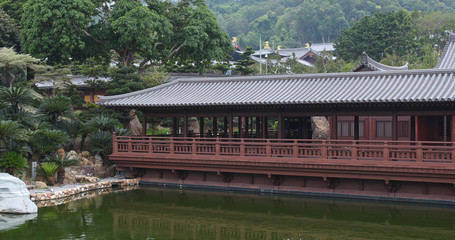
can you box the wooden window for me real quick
[376,121,392,138]
[337,121,364,137]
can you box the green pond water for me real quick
[1,187,455,240]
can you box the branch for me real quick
[72,22,106,45]
[139,43,187,73]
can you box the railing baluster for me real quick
[192,138,197,155]
[127,137,132,153]
[383,142,389,161]
[240,139,245,157]
[352,140,357,161]
[416,142,423,162]
[321,141,327,159]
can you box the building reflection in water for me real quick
[112,187,455,240]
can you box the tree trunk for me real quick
[57,167,65,184]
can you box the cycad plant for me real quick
[43,152,79,184]
[29,129,69,161]
[37,95,74,125]
[87,131,113,166]
[0,120,26,151]
[0,151,28,176]
[0,87,35,115]
[39,162,58,186]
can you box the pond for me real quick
[1,187,455,240]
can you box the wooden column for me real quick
[142,113,147,136]
[172,117,178,137]
[262,117,267,138]
[151,117,156,136]
[223,116,228,137]
[392,111,398,141]
[199,117,204,137]
[451,116,455,142]
[278,113,284,139]
[256,116,261,138]
[332,113,338,140]
[354,116,359,140]
[213,117,218,137]
[183,115,188,137]
[228,114,233,138]
[410,116,416,141]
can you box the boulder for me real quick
[94,154,103,165]
[35,181,47,189]
[311,116,330,140]
[67,150,79,161]
[0,213,37,231]
[81,151,91,158]
[57,148,65,156]
[80,157,90,167]
[0,173,38,214]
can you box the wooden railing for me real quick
[112,134,455,164]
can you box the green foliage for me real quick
[20,0,232,75]
[234,47,256,75]
[86,115,120,132]
[39,162,58,185]
[0,0,28,24]
[43,153,79,169]
[207,0,455,49]
[0,9,20,50]
[335,11,417,62]
[20,0,95,64]
[0,47,42,87]
[0,86,36,114]
[38,96,74,124]
[87,131,112,165]
[0,120,26,148]
[0,151,28,176]
[28,129,70,161]
[106,67,144,95]
[61,84,85,107]
[141,70,169,88]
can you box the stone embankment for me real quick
[30,178,140,204]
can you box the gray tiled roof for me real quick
[351,52,409,72]
[436,33,455,69]
[99,69,455,107]
[35,75,111,88]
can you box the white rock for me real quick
[0,213,37,231]
[67,150,79,161]
[0,173,38,214]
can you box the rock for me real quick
[0,173,38,214]
[35,181,47,189]
[0,213,37,231]
[127,109,143,136]
[311,116,330,140]
[67,150,79,161]
[81,151,90,158]
[81,157,90,167]
[94,154,103,165]
[88,156,96,164]
[64,171,76,185]
[57,148,65,156]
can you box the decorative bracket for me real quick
[385,178,401,193]
[323,176,340,189]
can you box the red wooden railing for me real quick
[112,134,455,164]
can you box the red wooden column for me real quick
[142,113,147,136]
[331,112,338,140]
[183,115,188,137]
[354,116,359,140]
[262,117,267,138]
[392,111,398,141]
[256,116,261,138]
[451,116,455,142]
[278,113,284,139]
[245,117,249,138]
[410,116,416,141]
[228,114,233,138]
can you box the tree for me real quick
[20,0,232,74]
[334,11,417,61]
[0,48,42,87]
[234,47,256,75]
[0,0,28,24]
[106,67,144,95]
[0,9,20,50]
[37,96,74,125]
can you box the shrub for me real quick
[39,162,58,186]
[0,151,28,176]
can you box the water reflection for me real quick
[1,187,455,240]
[0,213,37,231]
